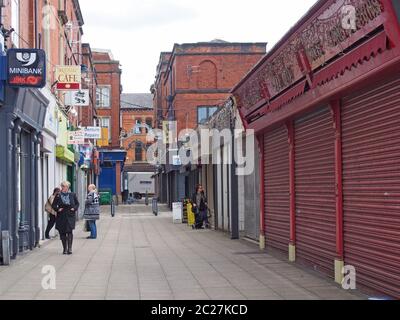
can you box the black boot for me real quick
[67,233,73,255]
[61,235,67,254]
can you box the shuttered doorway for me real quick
[264,126,290,253]
[342,76,400,299]
[295,106,336,277]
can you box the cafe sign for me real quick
[55,65,81,90]
[7,49,46,88]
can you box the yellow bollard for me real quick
[187,202,195,227]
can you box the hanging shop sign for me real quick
[55,65,81,90]
[68,130,85,145]
[84,127,102,139]
[65,89,89,106]
[7,49,46,88]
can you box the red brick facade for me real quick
[80,43,97,128]
[121,108,154,164]
[152,42,267,134]
[92,50,122,149]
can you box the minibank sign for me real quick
[7,49,46,88]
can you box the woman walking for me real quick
[191,184,209,229]
[44,188,60,239]
[52,181,79,255]
[84,184,100,239]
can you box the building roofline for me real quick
[232,0,327,92]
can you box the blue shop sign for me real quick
[7,49,46,88]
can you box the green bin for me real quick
[99,189,112,205]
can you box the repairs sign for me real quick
[7,49,46,88]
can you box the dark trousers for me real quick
[45,215,56,238]
[60,232,73,253]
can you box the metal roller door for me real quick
[295,107,336,276]
[342,76,400,299]
[264,126,290,253]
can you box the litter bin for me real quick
[99,189,112,205]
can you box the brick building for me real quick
[153,40,267,134]
[92,49,122,148]
[152,40,267,205]
[120,93,154,166]
[80,43,97,128]
[92,49,126,200]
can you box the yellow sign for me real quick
[55,65,81,90]
[97,128,109,147]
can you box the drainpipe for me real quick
[34,0,39,48]
[230,104,239,240]
[331,100,344,284]
[287,121,296,262]
[258,135,265,250]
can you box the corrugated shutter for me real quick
[295,107,336,276]
[264,126,290,253]
[342,76,400,299]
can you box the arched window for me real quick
[197,60,217,89]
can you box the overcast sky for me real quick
[79,0,318,93]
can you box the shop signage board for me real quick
[84,127,102,139]
[68,130,85,145]
[172,202,183,224]
[65,89,89,106]
[55,65,81,90]
[7,48,46,88]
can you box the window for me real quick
[145,118,152,133]
[11,0,20,47]
[135,142,143,162]
[99,117,111,141]
[96,86,111,108]
[134,119,142,134]
[197,106,218,124]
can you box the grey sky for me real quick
[79,0,318,93]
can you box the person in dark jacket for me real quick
[191,184,209,229]
[83,184,100,239]
[52,181,79,255]
[44,188,60,239]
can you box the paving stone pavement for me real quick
[0,204,369,300]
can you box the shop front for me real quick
[0,87,49,260]
[233,0,400,298]
[98,150,126,202]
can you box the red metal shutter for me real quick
[342,76,400,299]
[264,126,290,253]
[295,107,336,276]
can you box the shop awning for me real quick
[56,145,75,164]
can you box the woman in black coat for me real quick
[52,181,79,255]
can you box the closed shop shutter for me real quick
[295,107,336,276]
[342,76,400,299]
[264,126,290,253]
